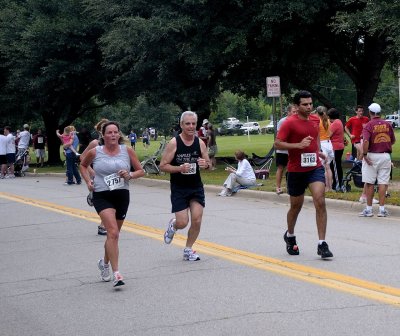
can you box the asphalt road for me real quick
[1,175,400,336]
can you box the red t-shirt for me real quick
[362,118,395,153]
[345,116,369,143]
[277,114,322,172]
[329,119,345,151]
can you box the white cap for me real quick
[368,103,381,113]
[202,119,209,125]
[23,124,30,128]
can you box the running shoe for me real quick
[87,192,94,206]
[98,225,107,235]
[183,248,200,261]
[317,242,333,259]
[377,209,389,217]
[97,258,111,282]
[164,218,176,244]
[359,208,373,217]
[283,230,299,255]
[113,272,125,287]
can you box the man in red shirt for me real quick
[275,90,333,259]
[345,105,370,160]
[359,103,395,217]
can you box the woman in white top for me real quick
[218,150,256,196]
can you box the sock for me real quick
[366,205,372,211]
[318,240,325,245]
[104,263,109,268]
[379,206,385,212]
[286,232,295,238]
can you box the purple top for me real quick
[362,117,395,153]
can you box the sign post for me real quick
[266,76,281,139]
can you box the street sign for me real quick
[266,76,281,97]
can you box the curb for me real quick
[26,172,400,217]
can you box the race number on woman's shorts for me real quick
[103,173,125,190]
[301,153,317,167]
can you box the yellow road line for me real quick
[2,191,400,306]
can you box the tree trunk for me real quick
[43,113,63,166]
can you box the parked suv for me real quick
[240,122,261,134]
[217,123,243,136]
[384,114,399,128]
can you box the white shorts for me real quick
[320,140,334,165]
[361,153,391,185]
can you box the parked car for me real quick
[384,114,399,128]
[240,122,261,134]
[262,121,275,134]
[223,117,241,127]
[217,123,243,136]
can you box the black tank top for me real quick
[170,135,203,187]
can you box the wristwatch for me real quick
[363,153,368,156]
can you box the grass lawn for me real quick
[33,128,400,206]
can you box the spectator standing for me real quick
[316,106,334,192]
[0,128,7,178]
[327,108,345,191]
[4,126,16,178]
[80,121,145,287]
[128,130,137,150]
[345,105,369,160]
[275,104,297,194]
[17,124,31,156]
[160,111,210,261]
[218,150,256,196]
[359,103,395,217]
[32,129,47,167]
[275,90,333,259]
[198,119,209,147]
[57,126,81,185]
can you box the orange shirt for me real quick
[319,119,331,141]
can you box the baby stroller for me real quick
[141,139,166,175]
[342,160,363,192]
[14,149,31,177]
[249,146,275,180]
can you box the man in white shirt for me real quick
[17,124,31,156]
[4,126,16,178]
[0,128,7,178]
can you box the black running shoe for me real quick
[317,242,333,259]
[98,225,107,236]
[283,230,299,255]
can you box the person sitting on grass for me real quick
[218,150,256,197]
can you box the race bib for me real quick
[301,153,317,167]
[181,162,197,175]
[103,173,125,190]
[38,137,44,144]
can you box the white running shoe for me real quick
[359,208,373,217]
[377,209,389,217]
[183,248,200,261]
[113,272,125,287]
[97,259,111,282]
[164,219,176,244]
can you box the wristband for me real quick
[363,153,367,156]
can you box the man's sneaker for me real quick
[317,242,333,259]
[283,230,299,255]
[377,209,389,217]
[183,248,200,261]
[359,208,373,217]
[97,259,111,282]
[164,218,176,244]
[113,272,125,287]
[97,225,107,235]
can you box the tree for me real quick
[0,0,109,164]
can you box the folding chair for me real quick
[250,146,275,180]
[140,139,166,174]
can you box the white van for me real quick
[384,114,399,128]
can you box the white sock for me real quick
[366,205,372,211]
[286,232,295,238]
[379,206,385,212]
[318,240,325,245]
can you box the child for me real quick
[56,126,80,156]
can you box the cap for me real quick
[202,119,209,125]
[368,103,381,113]
[23,124,30,128]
